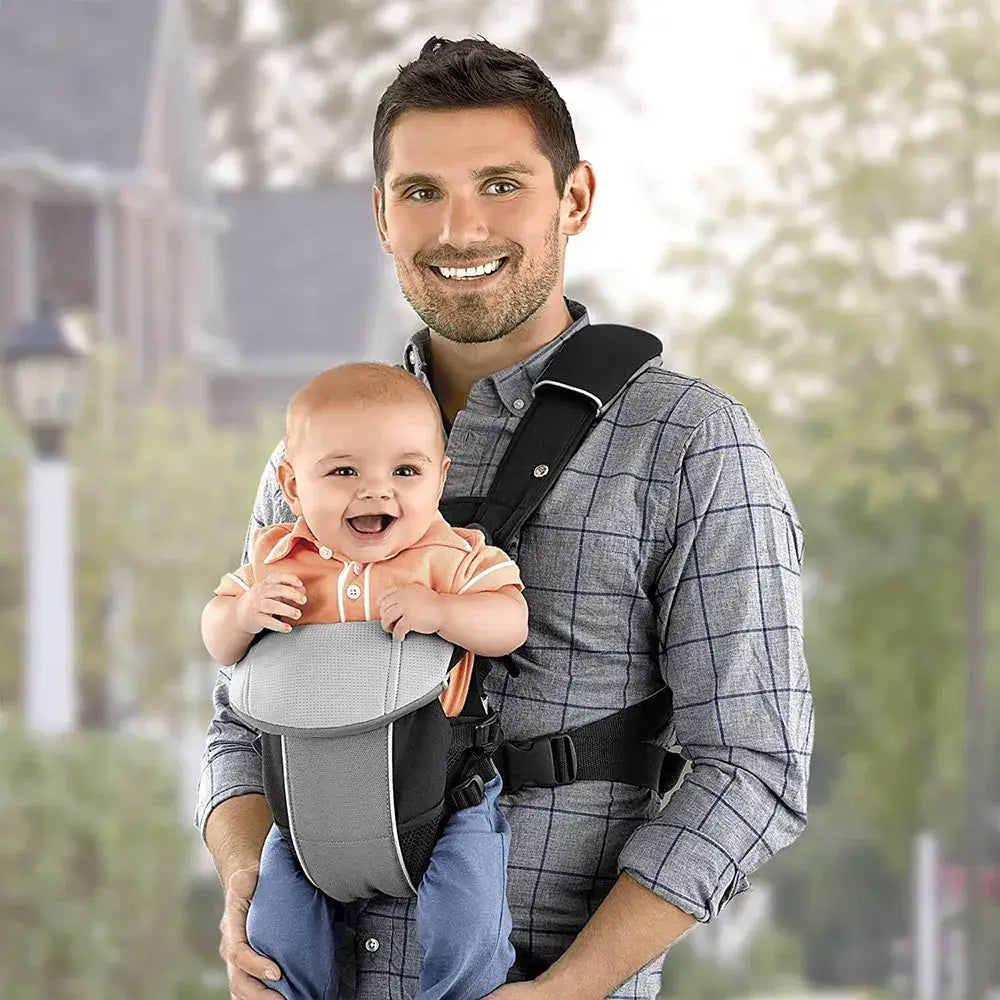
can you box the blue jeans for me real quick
[247,775,514,1000]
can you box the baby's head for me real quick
[277,363,450,563]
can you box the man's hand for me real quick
[236,573,307,635]
[379,584,444,640]
[220,866,283,999]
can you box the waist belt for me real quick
[493,686,683,796]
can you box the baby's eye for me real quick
[329,466,357,477]
[393,465,419,477]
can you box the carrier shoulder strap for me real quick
[442,324,685,799]
[441,323,662,552]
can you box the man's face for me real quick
[279,401,449,564]
[374,106,571,344]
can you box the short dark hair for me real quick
[373,36,580,194]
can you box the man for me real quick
[198,36,813,1000]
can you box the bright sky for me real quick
[557,0,786,320]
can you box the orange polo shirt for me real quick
[215,513,523,716]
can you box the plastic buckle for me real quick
[473,713,501,750]
[500,733,577,791]
[448,773,486,811]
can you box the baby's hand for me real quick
[379,584,445,641]
[235,572,307,635]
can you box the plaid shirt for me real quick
[196,301,813,999]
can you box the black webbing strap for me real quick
[493,687,684,797]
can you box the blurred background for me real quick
[0,1,997,998]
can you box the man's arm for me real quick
[494,403,813,999]
[195,440,292,840]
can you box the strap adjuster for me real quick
[448,773,485,811]
[498,733,578,792]
[473,713,501,751]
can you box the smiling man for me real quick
[198,37,813,1000]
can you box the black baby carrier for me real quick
[226,325,686,902]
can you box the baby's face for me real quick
[281,399,449,564]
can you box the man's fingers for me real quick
[228,963,283,1000]
[393,617,409,641]
[232,940,282,984]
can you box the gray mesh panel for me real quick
[229,622,453,732]
[283,726,414,902]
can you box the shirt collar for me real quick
[262,513,471,566]
[402,298,590,417]
[261,517,326,565]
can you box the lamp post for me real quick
[2,307,89,733]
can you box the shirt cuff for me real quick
[618,819,750,923]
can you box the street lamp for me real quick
[2,306,89,733]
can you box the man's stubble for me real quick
[396,214,563,345]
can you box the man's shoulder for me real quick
[617,364,745,441]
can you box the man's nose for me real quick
[438,194,489,249]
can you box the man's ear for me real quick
[560,161,596,237]
[277,460,302,516]
[373,185,392,253]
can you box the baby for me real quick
[201,362,528,1000]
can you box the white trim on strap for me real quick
[532,379,602,410]
[387,722,419,894]
[225,572,250,592]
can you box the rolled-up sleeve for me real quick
[619,404,813,922]
[194,440,291,836]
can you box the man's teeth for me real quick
[436,259,503,279]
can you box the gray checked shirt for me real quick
[196,301,813,1000]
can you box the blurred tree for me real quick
[0,728,196,999]
[192,0,625,183]
[0,351,282,728]
[664,0,1000,988]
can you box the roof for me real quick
[217,185,397,362]
[0,0,162,170]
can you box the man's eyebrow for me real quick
[469,161,535,181]
[389,162,536,193]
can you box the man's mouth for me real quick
[346,514,397,539]
[429,257,508,281]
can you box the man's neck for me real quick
[428,294,574,425]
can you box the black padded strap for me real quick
[441,324,661,552]
[494,687,683,796]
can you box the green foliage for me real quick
[0,727,197,1000]
[658,926,807,1000]
[192,0,625,183]
[0,349,282,725]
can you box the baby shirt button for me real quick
[346,584,362,600]
[318,546,333,560]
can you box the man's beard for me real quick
[397,217,562,345]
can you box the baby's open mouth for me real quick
[346,514,397,536]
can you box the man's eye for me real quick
[329,467,357,476]
[408,188,438,202]
[393,465,419,477]
[485,180,518,196]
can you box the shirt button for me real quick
[353,562,362,575]
[513,397,525,410]
[364,937,380,953]
[346,583,362,600]
[318,546,333,560]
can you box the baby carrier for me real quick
[226,325,687,902]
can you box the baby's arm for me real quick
[201,572,307,666]
[379,585,527,656]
